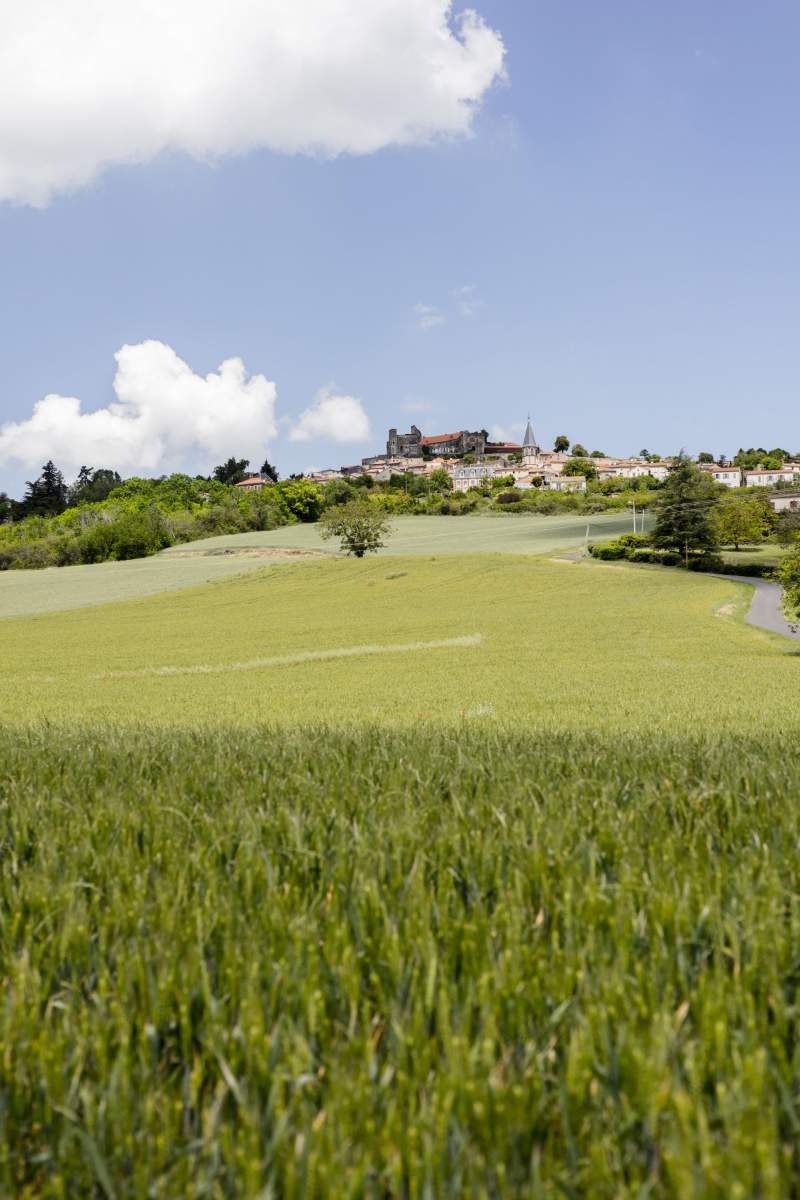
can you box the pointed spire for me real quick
[523,416,537,448]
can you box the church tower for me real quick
[522,416,541,466]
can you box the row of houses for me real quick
[235,418,800,496]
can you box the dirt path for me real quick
[715,575,800,641]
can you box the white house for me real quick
[770,492,800,513]
[595,460,670,482]
[547,475,587,493]
[700,465,742,488]
[744,468,796,488]
[449,464,496,493]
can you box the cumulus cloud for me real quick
[0,341,278,475]
[1,1,506,206]
[452,283,485,317]
[289,387,371,443]
[415,303,446,330]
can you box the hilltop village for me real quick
[235,421,800,497]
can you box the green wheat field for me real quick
[2,539,799,1197]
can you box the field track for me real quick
[714,574,800,640]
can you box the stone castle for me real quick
[386,426,488,459]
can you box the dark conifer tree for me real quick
[22,461,68,516]
[653,452,719,565]
[212,457,250,485]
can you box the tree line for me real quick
[0,455,283,524]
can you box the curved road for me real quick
[714,574,800,642]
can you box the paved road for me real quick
[715,574,800,641]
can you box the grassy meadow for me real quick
[0,553,796,732]
[0,511,638,619]
[3,726,800,1198]
[0,546,320,619]
[2,536,799,1197]
[160,510,642,559]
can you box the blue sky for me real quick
[1,0,799,494]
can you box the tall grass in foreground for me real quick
[2,726,800,1197]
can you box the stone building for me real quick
[387,426,487,458]
[449,463,496,492]
[387,425,423,457]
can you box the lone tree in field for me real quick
[319,499,391,558]
[653,452,719,565]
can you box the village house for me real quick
[770,492,800,513]
[744,467,796,488]
[548,474,587,493]
[595,460,671,482]
[449,463,496,492]
[235,475,273,493]
[700,464,743,488]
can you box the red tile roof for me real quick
[420,432,462,445]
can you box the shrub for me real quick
[686,554,725,572]
[590,542,627,560]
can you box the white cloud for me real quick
[0,341,278,475]
[1,1,506,206]
[489,422,524,443]
[289,387,371,443]
[414,303,445,330]
[452,283,485,317]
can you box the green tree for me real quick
[259,458,279,483]
[652,453,719,564]
[698,452,715,464]
[571,443,588,457]
[429,467,452,494]
[713,494,771,550]
[776,510,800,545]
[69,466,123,505]
[0,492,11,523]
[321,479,356,506]
[279,480,323,522]
[562,459,598,480]
[554,436,570,453]
[213,457,250,485]
[734,448,784,471]
[777,545,800,622]
[319,499,392,557]
[590,449,606,458]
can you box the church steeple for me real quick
[522,415,541,464]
